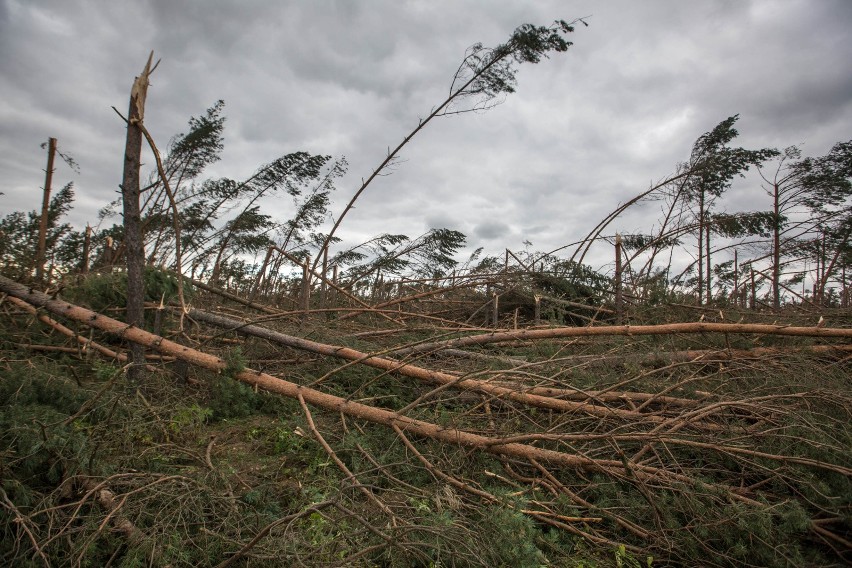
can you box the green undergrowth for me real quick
[0,352,623,567]
[1,302,850,566]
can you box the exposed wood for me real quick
[183,306,681,423]
[392,320,852,355]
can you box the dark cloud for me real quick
[474,220,512,241]
[1,0,850,270]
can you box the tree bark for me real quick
[121,52,154,381]
[697,191,705,305]
[772,182,781,309]
[705,220,712,305]
[615,233,623,324]
[35,137,56,283]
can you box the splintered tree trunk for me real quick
[35,137,57,283]
[121,52,155,381]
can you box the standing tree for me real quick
[753,145,837,308]
[791,140,852,302]
[313,19,584,274]
[0,182,75,281]
[683,115,777,304]
[120,52,156,381]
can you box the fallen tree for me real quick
[389,320,852,356]
[184,307,715,426]
[3,274,850,564]
[0,275,738,485]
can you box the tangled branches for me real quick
[1,275,850,566]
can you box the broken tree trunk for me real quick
[120,51,155,381]
[35,137,57,283]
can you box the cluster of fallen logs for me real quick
[1,274,850,564]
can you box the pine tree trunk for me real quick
[697,192,704,305]
[705,221,712,305]
[121,53,154,381]
[35,137,56,283]
[772,183,781,309]
[615,234,623,324]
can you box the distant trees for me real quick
[567,117,845,309]
[574,116,779,306]
[3,19,846,315]
[315,20,583,275]
[682,115,778,304]
[790,140,852,304]
[0,181,74,282]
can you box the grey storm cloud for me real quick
[474,220,512,241]
[1,0,851,269]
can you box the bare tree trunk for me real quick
[818,231,825,305]
[705,220,712,305]
[491,291,499,328]
[121,52,155,381]
[697,192,704,305]
[81,224,91,274]
[208,237,230,285]
[772,183,781,309]
[817,227,849,305]
[615,234,623,324]
[750,267,756,310]
[249,245,274,301]
[35,137,57,283]
[320,245,329,310]
[300,255,311,325]
[733,250,739,308]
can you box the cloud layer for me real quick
[1,0,850,269]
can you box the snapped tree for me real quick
[119,52,156,381]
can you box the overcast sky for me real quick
[1,0,851,272]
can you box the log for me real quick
[391,320,852,355]
[0,274,736,483]
[183,307,679,424]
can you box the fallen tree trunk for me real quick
[389,320,852,356]
[184,307,687,425]
[0,275,747,492]
[487,344,852,368]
